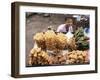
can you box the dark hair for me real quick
[65,17,72,21]
[65,17,76,25]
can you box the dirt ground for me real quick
[26,13,67,66]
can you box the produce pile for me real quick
[28,27,89,66]
[65,50,89,64]
[74,27,89,50]
[29,48,52,65]
[29,48,89,66]
[33,29,67,51]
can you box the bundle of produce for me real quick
[28,48,52,66]
[56,33,67,50]
[65,50,89,64]
[67,37,77,51]
[74,27,89,50]
[33,32,46,49]
[44,30,57,50]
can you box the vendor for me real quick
[57,17,76,34]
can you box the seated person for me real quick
[57,17,76,34]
